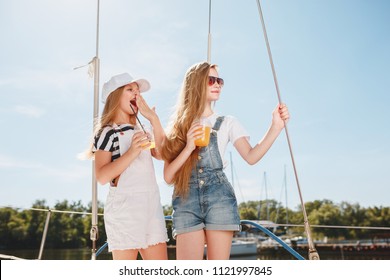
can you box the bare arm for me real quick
[136,94,165,160]
[234,104,290,165]
[94,131,150,185]
[149,114,165,160]
[163,121,203,184]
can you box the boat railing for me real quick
[240,220,305,260]
[0,207,103,260]
[1,207,390,260]
[93,216,305,259]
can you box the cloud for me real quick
[0,154,42,169]
[36,164,90,181]
[13,105,45,118]
[0,154,89,182]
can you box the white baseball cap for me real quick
[101,73,151,103]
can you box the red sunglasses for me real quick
[208,76,224,86]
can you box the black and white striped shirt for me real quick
[93,124,134,162]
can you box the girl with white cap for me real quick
[83,72,168,260]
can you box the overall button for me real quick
[199,180,204,185]
[198,156,202,160]
[199,168,203,173]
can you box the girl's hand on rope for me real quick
[272,103,290,130]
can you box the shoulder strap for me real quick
[213,116,225,131]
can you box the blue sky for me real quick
[0,0,389,211]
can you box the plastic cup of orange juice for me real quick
[145,126,156,149]
[136,124,155,150]
[194,118,211,147]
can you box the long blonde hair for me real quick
[81,86,136,159]
[162,62,217,197]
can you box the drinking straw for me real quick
[129,103,146,133]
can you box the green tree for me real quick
[308,201,346,238]
[340,201,365,239]
[84,200,106,249]
[0,207,27,249]
[25,200,50,249]
[45,200,87,248]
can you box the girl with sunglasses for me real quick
[161,61,289,260]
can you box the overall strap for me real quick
[212,116,225,131]
[110,124,134,159]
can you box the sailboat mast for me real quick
[90,0,100,261]
[264,171,269,221]
[259,171,269,221]
[284,165,288,226]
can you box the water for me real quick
[1,247,389,260]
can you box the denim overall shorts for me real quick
[172,116,241,238]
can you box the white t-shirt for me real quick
[205,113,250,168]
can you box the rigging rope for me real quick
[4,206,390,231]
[207,0,212,62]
[255,0,320,260]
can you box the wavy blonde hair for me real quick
[81,86,137,159]
[162,62,217,197]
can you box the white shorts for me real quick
[104,186,168,251]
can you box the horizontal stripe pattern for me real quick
[94,124,134,162]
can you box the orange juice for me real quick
[195,126,211,147]
[149,141,156,149]
[140,135,155,150]
[137,124,155,150]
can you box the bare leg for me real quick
[112,249,139,260]
[140,242,168,260]
[205,230,233,260]
[176,230,205,260]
